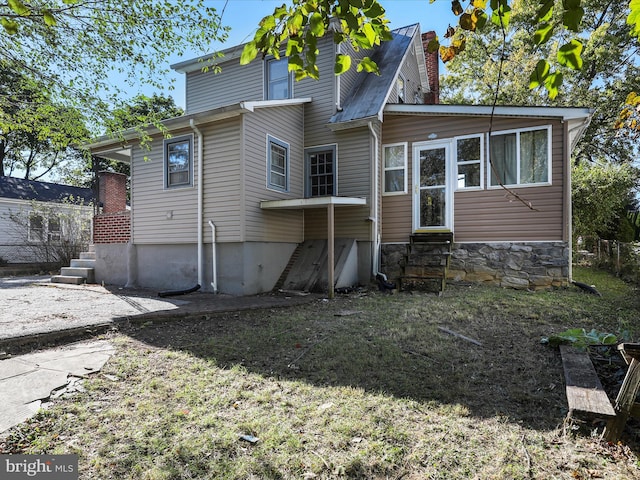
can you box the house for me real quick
[0,176,94,265]
[88,23,592,295]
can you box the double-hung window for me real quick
[489,126,551,187]
[305,145,337,197]
[383,143,408,195]
[455,135,483,189]
[267,135,289,192]
[266,57,292,100]
[164,135,193,188]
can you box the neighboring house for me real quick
[88,23,592,295]
[0,176,94,265]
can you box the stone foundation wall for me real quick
[381,241,569,290]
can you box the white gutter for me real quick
[190,119,204,288]
[208,220,218,293]
[368,121,381,277]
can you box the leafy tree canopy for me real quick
[243,0,640,100]
[1,0,227,134]
[0,61,88,179]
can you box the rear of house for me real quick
[88,22,592,295]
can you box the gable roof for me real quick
[0,176,94,204]
[329,24,424,127]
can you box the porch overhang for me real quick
[261,196,367,299]
[260,196,366,210]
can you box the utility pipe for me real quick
[190,119,205,288]
[208,220,218,293]
[368,121,381,277]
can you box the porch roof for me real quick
[260,196,367,210]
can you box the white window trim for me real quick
[163,134,194,190]
[454,134,484,191]
[264,56,293,101]
[266,134,290,193]
[382,142,408,196]
[304,143,338,198]
[487,125,552,189]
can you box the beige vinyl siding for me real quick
[201,117,243,243]
[381,114,566,243]
[304,127,372,241]
[185,58,263,114]
[242,106,305,243]
[390,37,424,105]
[131,127,199,244]
[297,36,337,147]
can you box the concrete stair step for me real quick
[60,267,95,284]
[87,244,95,253]
[79,252,96,260]
[51,275,86,285]
[70,259,96,268]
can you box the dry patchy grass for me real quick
[1,267,639,479]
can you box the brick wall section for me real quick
[93,211,130,244]
[421,31,440,104]
[98,171,127,213]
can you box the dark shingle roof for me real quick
[0,176,94,204]
[329,24,419,125]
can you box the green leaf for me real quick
[426,38,439,54]
[563,5,584,32]
[536,0,554,22]
[490,1,511,29]
[529,60,550,89]
[240,42,258,65]
[363,1,385,19]
[1,18,19,35]
[544,71,563,99]
[8,0,30,16]
[356,56,380,74]
[335,53,352,74]
[533,22,554,45]
[309,12,325,37]
[362,22,377,48]
[628,0,640,38]
[43,10,57,27]
[288,54,304,71]
[557,39,583,70]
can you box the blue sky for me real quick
[151,0,455,108]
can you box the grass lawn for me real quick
[2,266,639,479]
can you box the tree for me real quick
[1,0,227,134]
[0,61,89,179]
[242,0,640,100]
[54,94,183,187]
[440,0,640,165]
[572,161,639,241]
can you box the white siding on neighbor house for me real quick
[381,115,567,243]
[131,127,199,244]
[242,105,305,243]
[185,55,264,114]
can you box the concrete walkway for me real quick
[0,275,318,435]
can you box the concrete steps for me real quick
[51,245,96,285]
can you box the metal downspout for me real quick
[190,119,204,288]
[368,121,381,277]
[208,220,218,293]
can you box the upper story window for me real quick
[455,135,483,190]
[266,57,292,100]
[164,135,193,189]
[267,135,289,192]
[489,126,551,187]
[383,143,407,195]
[396,76,405,103]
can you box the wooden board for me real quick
[560,345,616,418]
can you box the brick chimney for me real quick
[421,31,440,104]
[98,171,127,213]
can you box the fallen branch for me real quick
[438,327,482,347]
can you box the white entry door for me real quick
[413,141,453,232]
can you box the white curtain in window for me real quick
[490,133,517,185]
[520,129,548,184]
